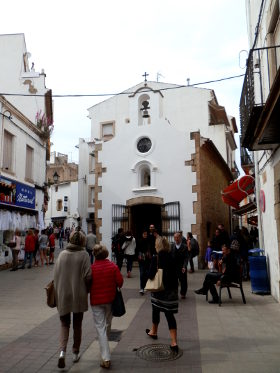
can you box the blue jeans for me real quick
[23,252,33,268]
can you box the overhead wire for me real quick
[0,73,245,98]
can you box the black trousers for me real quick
[177,270,188,296]
[202,272,223,301]
[152,305,177,330]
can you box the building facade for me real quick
[240,0,280,300]
[79,81,237,265]
[45,152,79,229]
[45,181,78,230]
[0,34,52,253]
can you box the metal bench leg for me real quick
[240,285,246,304]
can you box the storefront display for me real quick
[0,176,38,269]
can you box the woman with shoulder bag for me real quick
[54,229,92,369]
[145,235,179,353]
[90,244,123,369]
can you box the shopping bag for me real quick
[18,249,25,261]
[144,268,164,292]
[112,288,126,317]
[44,280,56,308]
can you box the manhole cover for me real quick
[136,343,183,361]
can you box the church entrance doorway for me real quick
[111,199,180,244]
[130,204,162,242]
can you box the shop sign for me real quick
[0,176,35,209]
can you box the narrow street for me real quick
[0,243,280,372]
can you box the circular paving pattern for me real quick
[136,343,183,361]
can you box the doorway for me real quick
[130,204,162,242]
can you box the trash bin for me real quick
[248,248,264,256]
[249,255,270,294]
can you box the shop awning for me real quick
[221,175,255,209]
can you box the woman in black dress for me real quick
[145,236,179,353]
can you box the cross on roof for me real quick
[142,72,149,84]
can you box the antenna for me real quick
[156,72,165,82]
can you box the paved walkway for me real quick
[0,249,280,372]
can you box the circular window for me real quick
[137,137,152,153]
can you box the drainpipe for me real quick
[254,152,264,250]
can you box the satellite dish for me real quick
[27,52,32,58]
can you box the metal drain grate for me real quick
[136,343,183,361]
[108,330,123,342]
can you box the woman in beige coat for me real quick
[54,229,92,369]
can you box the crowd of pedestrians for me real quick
[6,220,258,369]
[8,225,73,271]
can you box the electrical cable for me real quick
[0,73,245,98]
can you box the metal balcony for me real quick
[240,45,280,150]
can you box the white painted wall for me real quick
[0,34,51,230]
[0,34,47,124]
[245,0,280,301]
[256,148,280,300]
[45,181,78,230]
[86,82,235,252]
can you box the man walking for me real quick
[186,232,199,273]
[86,230,97,264]
[171,232,189,299]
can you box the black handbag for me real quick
[112,288,126,317]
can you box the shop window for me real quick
[2,130,14,172]
[56,199,63,211]
[25,145,34,181]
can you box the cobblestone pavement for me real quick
[1,245,280,372]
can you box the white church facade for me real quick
[78,80,238,266]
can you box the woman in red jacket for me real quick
[90,244,123,369]
[21,229,35,269]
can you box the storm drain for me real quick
[136,343,183,361]
[109,330,123,342]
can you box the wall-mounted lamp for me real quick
[53,171,60,184]
[140,100,150,118]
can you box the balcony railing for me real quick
[240,45,280,148]
[240,147,253,166]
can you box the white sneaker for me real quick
[58,351,65,369]
[72,352,80,363]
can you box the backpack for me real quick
[191,238,200,257]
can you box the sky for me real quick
[1,0,249,164]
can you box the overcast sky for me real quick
[1,0,248,163]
